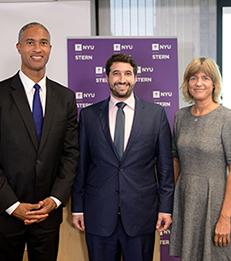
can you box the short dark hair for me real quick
[18,22,50,43]
[105,53,138,76]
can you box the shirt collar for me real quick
[109,92,135,110]
[19,70,46,93]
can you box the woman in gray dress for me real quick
[169,57,231,261]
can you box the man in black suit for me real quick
[72,53,174,261]
[0,22,79,261]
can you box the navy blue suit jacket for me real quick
[72,96,174,237]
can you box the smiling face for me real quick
[188,71,214,102]
[182,57,222,103]
[16,25,51,79]
[107,62,137,100]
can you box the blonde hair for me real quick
[181,57,222,103]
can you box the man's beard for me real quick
[110,83,134,98]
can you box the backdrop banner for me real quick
[67,37,180,261]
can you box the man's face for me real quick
[16,25,51,76]
[107,62,137,100]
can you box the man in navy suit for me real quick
[72,53,174,261]
[0,22,79,261]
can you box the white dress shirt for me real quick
[109,93,135,150]
[19,70,46,115]
[6,71,61,215]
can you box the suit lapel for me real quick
[38,78,55,152]
[98,99,119,157]
[11,73,38,149]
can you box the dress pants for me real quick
[86,215,155,261]
[0,215,60,261]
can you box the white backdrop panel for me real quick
[0,1,91,85]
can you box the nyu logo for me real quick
[153,91,172,98]
[113,43,133,51]
[95,67,104,74]
[75,44,95,51]
[76,92,96,99]
[152,43,172,51]
[153,91,160,98]
[137,66,154,73]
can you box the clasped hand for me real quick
[12,197,57,225]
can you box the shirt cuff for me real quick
[72,212,84,215]
[50,196,61,208]
[6,201,20,215]
[159,212,171,216]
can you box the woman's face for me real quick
[188,72,214,102]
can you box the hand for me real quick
[214,215,231,247]
[24,197,56,225]
[12,202,47,224]
[72,214,85,231]
[156,212,172,232]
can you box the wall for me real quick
[0,0,92,86]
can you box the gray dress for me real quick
[169,105,231,261]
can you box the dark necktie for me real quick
[114,102,126,158]
[32,84,43,141]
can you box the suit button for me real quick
[36,160,41,165]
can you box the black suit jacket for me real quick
[72,97,174,237]
[0,72,79,230]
